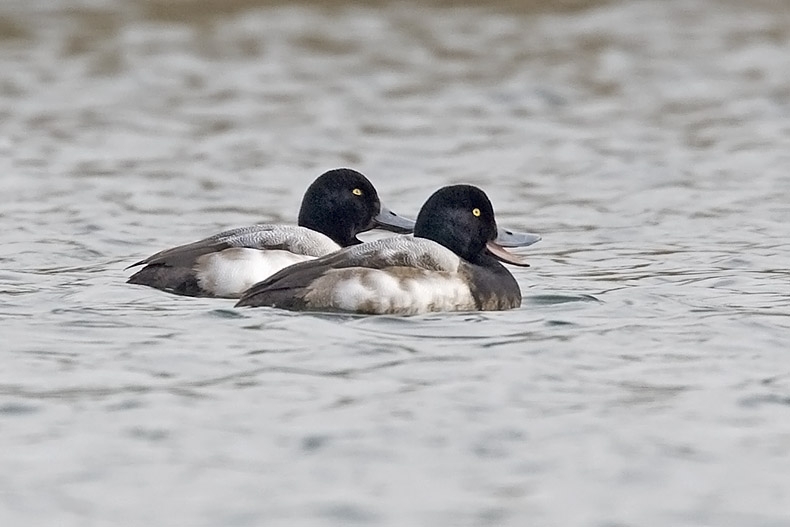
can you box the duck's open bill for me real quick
[486,240,531,267]
[495,227,541,247]
[373,205,416,233]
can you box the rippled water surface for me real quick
[2,0,790,525]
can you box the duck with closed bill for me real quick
[126,168,415,298]
[235,184,539,314]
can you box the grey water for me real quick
[1,0,790,525]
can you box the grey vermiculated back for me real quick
[129,225,340,268]
[201,225,339,256]
[327,236,462,271]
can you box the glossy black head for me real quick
[415,185,531,267]
[414,185,499,262]
[297,168,384,246]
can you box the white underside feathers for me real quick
[195,248,314,298]
[306,267,475,315]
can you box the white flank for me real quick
[195,248,314,298]
[325,268,475,315]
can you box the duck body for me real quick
[127,225,338,298]
[236,185,531,314]
[236,236,519,314]
[126,169,415,298]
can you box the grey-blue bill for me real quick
[495,227,541,247]
[373,205,417,233]
[485,227,541,267]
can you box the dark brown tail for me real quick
[127,265,207,297]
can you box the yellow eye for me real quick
[352,188,362,196]
[472,208,481,217]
